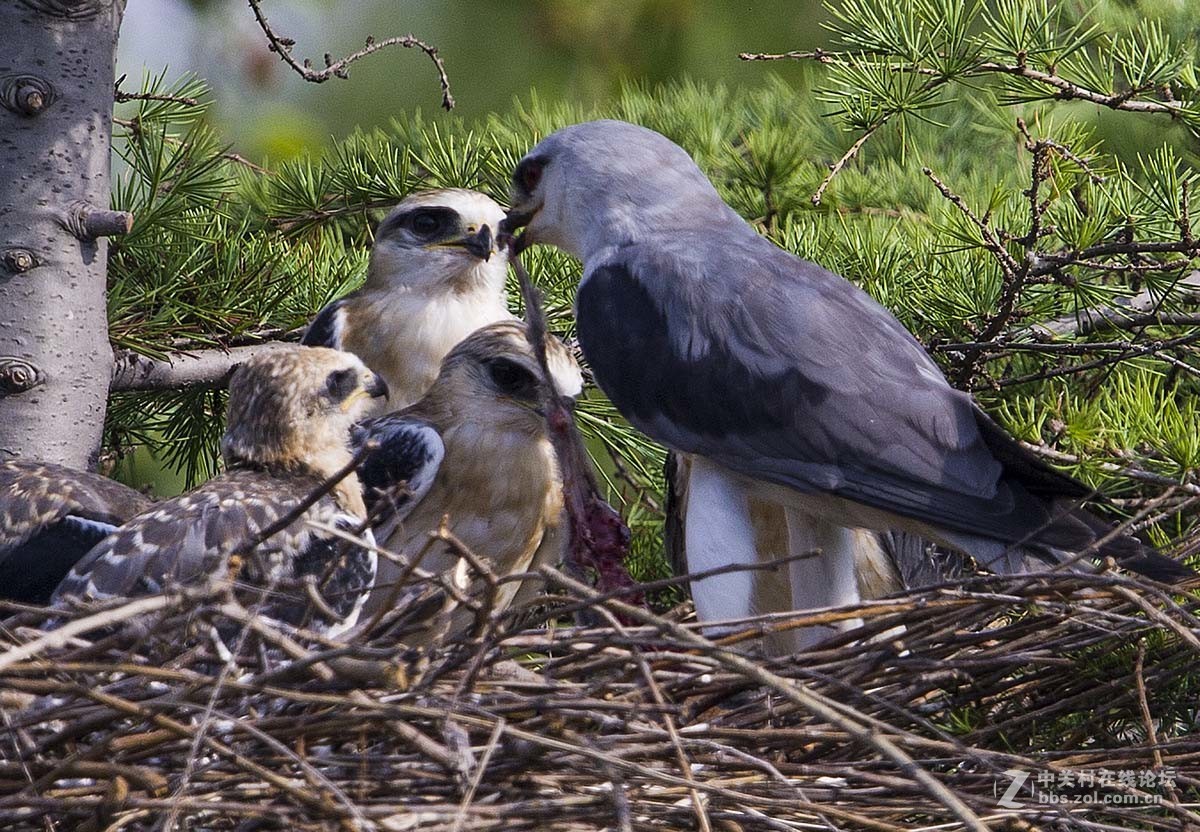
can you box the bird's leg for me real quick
[684,458,760,637]
[784,510,863,651]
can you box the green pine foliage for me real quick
[106,0,1200,575]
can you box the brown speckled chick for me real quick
[352,321,584,636]
[0,460,153,604]
[54,346,388,637]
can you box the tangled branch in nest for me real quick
[0,552,1197,831]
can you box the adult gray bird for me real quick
[54,347,388,638]
[303,189,513,410]
[0,460,152,604]
[502,119,1192,646]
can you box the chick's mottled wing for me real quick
[576,240,1077,547]
[354,415,445,534]
[301,299,350,350]
[0,460,153,603]
[52,472,301,602]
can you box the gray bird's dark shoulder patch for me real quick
[301,300,349,350]
[574,254,1094,551]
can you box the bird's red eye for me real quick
[515,156,546,195]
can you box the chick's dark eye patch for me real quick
[376,206,460,241]
[324,368,359,402]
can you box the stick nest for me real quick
[0,567,1197,831]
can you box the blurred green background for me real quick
[119,0,823,160]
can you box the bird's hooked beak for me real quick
[366,372,389,400]
[341,372,389,411]
[499,206,537,254]
[444,224,495,261]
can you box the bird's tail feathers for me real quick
[1023,499,1193,583]
[935,502,1194,584]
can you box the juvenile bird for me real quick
[352,321,584,635]
[0,460,153,604]
[502,119,1193,650]
[303,189,513,410]
[54,347,388,638]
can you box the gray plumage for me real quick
[503,119,1191,585]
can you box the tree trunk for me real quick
[0,0,127,469]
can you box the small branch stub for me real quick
[1,248,38,275]
[0,75,56,117]
[0,358,45,396]
[60,202,133,241]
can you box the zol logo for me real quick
[997,769,1029,808]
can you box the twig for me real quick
[738,49,836,64]
[595,604,713,832]
[110,343,285,392]
[537,566,992,832]
[1020,441,1200,498]
[112,117,272,174]
[739,51,1187,121]
[812,123,881,206]
[246,0,454,110]
[987,331,1200,390]
[0,594,183,672]
[113,74,199,107]
[243,441,373,553]
[450,718,505,832]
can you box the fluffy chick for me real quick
[352,322,584,637]
[303,189,513,410]
[54,346,388,638]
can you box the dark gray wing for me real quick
[0,460,153,603]
[52,470,307,602]
[878,531,965,589]
[574,242,1097,552]
[280,515,377,637]
[301,299,350,349]
[353,414,444,537]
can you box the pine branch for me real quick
[922,130,1200,386]
[113,74,198,107]
[744,51,1189,120]
[742,8,1200,201]
[246,0,454,110]
[110,344,285,392]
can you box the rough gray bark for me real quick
[0,0,128,469]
